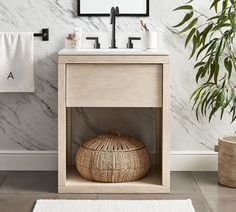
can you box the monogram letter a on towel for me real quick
[0,32,34,92]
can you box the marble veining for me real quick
[71,108,157,156]
[0,0,235,151]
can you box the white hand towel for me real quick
[0,32,34,92]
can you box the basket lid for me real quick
[81,132,145,152]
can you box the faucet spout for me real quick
[110,6,119,49]
[110,7,115,24]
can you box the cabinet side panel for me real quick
[162,63,170,187]
[58,63,67,187]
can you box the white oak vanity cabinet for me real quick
[58,49,170,193]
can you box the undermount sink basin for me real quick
[66,48,146,54]
[78,48,145,52]
[59,48,169,55]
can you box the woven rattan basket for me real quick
[76,132,150,183]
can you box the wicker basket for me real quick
[76,132,150,183]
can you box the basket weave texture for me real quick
[76,132,150,183]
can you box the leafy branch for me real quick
[173,0,236,122]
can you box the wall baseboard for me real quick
[0,150,218,171]
[0,151,58,171]
[171,151,217,171]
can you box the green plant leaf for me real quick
[185,28,196,47]
[200,23,213,45]
[209,104,220,122]
[186,0,193,4]
[208,15,220,21]
[190,85,208,101]
[180,18,198,33]
[213,62,220,84]
[222,0,228,11]
[206,39,217,54]
[224,57,232,78]
[190,31,200,58]
[194,61,205,68]
[196,66,204,82]
[196,42,211,60]
[215,39,223,60]
[207,62,215,82]
[201,91,211,116]
[173,12,194,28]
[229,0,234,5]
[173,5,193,11]
[210,0,220,13]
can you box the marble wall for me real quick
[0,0,235,152]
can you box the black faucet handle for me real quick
[115,6,119,14]
[86,37,100,49]
[127,37,141,49]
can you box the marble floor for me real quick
[0,171,235,212]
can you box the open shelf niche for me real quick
[59,107,169,194]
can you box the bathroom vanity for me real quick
[58,48,170,193]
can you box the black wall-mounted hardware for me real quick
[86,37,100,49]
[34,28,49,41]
[127,37,141,49]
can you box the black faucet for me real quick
[110,6,119,49]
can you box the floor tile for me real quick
[3,171,236,212]
[0,194,36,212]
[0,193,100,212]
[0,172,8,187]
[192,172,236,212]
[192,172,236,196]
[202,194,236,212]
[170,172,200,194]
[0,192,211,212]
[0,171,57,193]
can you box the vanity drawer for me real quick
[66,64,163,107]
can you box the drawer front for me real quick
[66,64,163,107]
